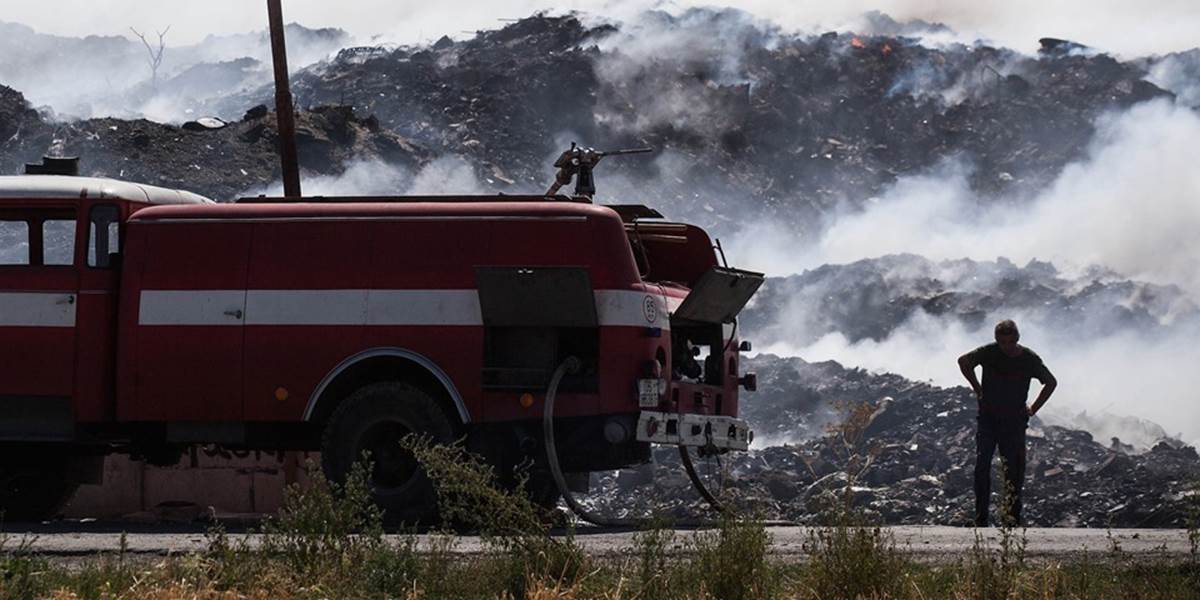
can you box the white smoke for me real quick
[731,100,1200,297]
[0,21,349,122]
[10,1,1200,57]
[11,3,1200,124]
[758,306,1200,448]
[715,1,1200,57]
[590,8,777,138]
[405,156,490,195]
[245,155,487,197]
[1147,49,1200,108]
[732,99,1200,447]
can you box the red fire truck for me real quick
[0,169,762,522]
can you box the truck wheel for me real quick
[321,382,456,525]
[0,454,78,522]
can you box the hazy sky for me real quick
[4,0,1200,56]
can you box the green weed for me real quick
[402,435,587,598]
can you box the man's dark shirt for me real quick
[967,343,1051,419]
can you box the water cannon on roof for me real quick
[545,142,652,200]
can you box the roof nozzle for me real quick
[25,156,80,176]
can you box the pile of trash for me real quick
[584,354,1200,527]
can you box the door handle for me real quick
[56,295,75,305]
[224,309,243,319]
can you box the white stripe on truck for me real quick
[364,290,483,326]
[0,291,77,326]
[0,292,77,327]
[138,290,247,326]
[137,289,683,329]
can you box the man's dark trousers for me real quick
[974,414,1026,526]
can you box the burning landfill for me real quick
[2,9,1199,527]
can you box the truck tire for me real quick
[321,382,456,525]
[0,454,78,522]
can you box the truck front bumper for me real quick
[635,410,752,451]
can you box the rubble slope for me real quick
[219,11,1176,234]
[587,354,1200,527]
[739,254,1196,346]
[0,87,429,200]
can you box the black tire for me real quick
[0,453,78,522]
[321,382,456,525]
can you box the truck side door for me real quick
[72,203,124,422]
[0,205,79,439]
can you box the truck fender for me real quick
[304,347,470,425]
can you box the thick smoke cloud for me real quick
[758,308,1200,449]
[1147,49,1200,108]
[591,8,777,138]
[731,100,1200,296]
[721,1,1200,57]
[731,99,1200,447]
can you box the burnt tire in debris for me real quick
[321,382,456,526]
[0,452,79,522]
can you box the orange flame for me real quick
[850,37,865,49]
[882,43,893,56]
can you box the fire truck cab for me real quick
[0,174,762,522]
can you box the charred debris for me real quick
[232,11,1173,231]
[586,255,1200,527]
[0,85,428,200]
[588,354,1200,528]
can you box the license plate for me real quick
[638,379,661,408]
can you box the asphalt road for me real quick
[4,525,1193,562]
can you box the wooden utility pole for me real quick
[267,0,302,198]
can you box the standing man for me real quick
[957,319,1057,527]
